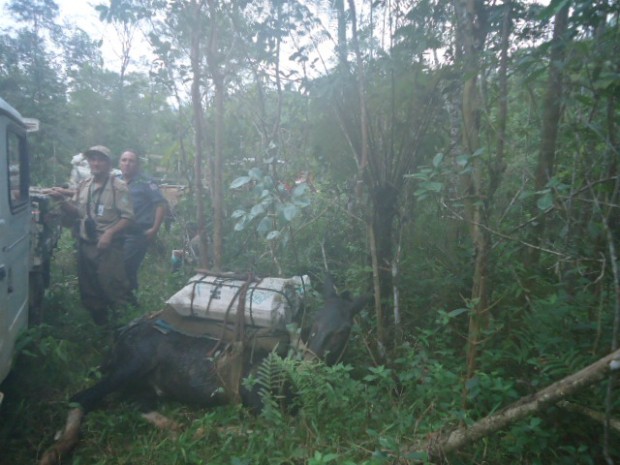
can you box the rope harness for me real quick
[155,272,310,404]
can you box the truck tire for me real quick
[29,271,45,325]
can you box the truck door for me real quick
[0,108,30,384]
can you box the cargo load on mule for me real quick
[158,273,312,355]
[132,272,313,410]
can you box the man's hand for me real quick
[98,229,114,250]
[144,227,158,242]
[47,187,74,199]
[47,187,78,221]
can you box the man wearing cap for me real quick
[118,149,168,292]
[51,145,135,325]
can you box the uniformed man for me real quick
[51,145,135,325]
[119,150,168,292]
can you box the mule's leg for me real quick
[141,411,183,432]
[38,408,84,465]
[39,356,151,465]
[133,389,182,433]
[70,353,151,411]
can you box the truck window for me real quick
[7,129,28,211]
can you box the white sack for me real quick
[165,274,311,329]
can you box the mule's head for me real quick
[305,276,369,364]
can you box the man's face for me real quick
[119,151,139,179]
[87,154,111,177]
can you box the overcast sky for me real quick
[0,0,341,79]
[0,0,151,72]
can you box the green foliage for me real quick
[2,239,618,464]
[252,353,293,422]
[408,152,445,201]
[1,0,620,463]
[230,167,312,241]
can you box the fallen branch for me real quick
[557,401,620,433]
[407,348,620,460]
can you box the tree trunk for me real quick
[206,0,224,271]
[211,73,224,271]
[527,4,569,265]
[454,0,490,380]
[465,0,511,379]
[371,184,398,340]
[190,2,210,269]
[347,0,387,350]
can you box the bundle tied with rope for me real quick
[159,272,311,402]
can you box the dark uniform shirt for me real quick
[122,173,167,231]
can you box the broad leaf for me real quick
[234,218,247,231]
[282,203,299,221]
[257,217,272,236]
[292,183,308,197]
[448,307,468,318]
[424,181,443,193]
[266,230,280,241]
[230,176,251,189]
[456,154,469,167]
[537,192,553,211]
[248,167,263,180]
[432,152,444,168]
[293,197,311,207]
[250,203,265,217]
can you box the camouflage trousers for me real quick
[77,239,134,326]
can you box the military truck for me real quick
[0,97,61,391]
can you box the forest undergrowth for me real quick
[0,230,618,465]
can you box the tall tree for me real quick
[320,0,446,351]
[187,0,211,269]
[527,2,570,265]
[451,0,515,380]
[453,0,489,379]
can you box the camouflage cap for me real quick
[84,145,112,161]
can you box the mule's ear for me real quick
[323,274,338,299]
[349,295,371,317]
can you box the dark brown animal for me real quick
[39,276,368,465]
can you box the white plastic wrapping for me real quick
[165,274,311,329]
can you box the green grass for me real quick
[0,231,618,465]
[0,231,432,465]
